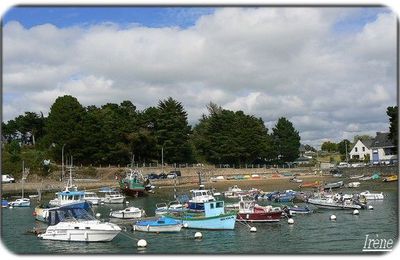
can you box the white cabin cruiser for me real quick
[83,192,101,205]
[99,187,125,204]
[37,202,121,242]
[109,206,144,219]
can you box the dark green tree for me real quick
[156,97,193,163]
[321,141,338,152]
[44,95,86,162]
[337,139,351,155]
[271,117,301,163]
[387,106,398,148]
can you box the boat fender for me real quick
[147,225,150,231]
[246,214,249,219]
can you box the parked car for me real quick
[158,172,167,179]
[2,175,15,183]
[147,173,159,180]
[166,173,177,179]
[169,170,181,177]
[337,162,350,168]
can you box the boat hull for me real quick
[121,188,145,197]
[308,199,361,209]
[102,197,125,204]
[110,211,142,219]
[237,211,282,222]
[38,222,121,242]
[165,213,236,230]
[133,224,182,233]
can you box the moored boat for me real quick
[299,181,320,188]
[83,192,101,205]
[2,199,9,208]
[283,205,312,216]
[119,169,146,197]
[99,187,125,204]
[347,182,361,188]
[133,216,183,233]
[109,206,144,219]
[349,174,364,180]
[37,201,121,242]
[307,197,362,209]
[236,199,282,223]
[164,201,236,230]
[9,198,31,207]
[155,201,187,215]
[324,181,343,190]
[383,175,398,182]
[360,191,384,200]
[187,185,216,212]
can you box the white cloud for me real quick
[2,8,397,148]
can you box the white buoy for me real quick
[288,218,295,224]
[353,209,359,215]
[183,223,188,228]
[9,206,13,209]
[194,232,203,239]
[368,205,374,210]
[137,239,147,248]
[95,213,101,218]
[250,227,257,232]
[330,215,337,221]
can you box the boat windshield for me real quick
[48,207,95,225]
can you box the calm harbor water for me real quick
[1,184,398,254]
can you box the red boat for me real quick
[236,200,282,223]
[299,181,320,188]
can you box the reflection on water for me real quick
[1,188,398,254]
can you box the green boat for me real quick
[119,169,147,197]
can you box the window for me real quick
[216,202,223,208]
[210,203,214,209]
[355,147,358,152]
[362,147,365,152]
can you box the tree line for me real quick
[2,95,301,176]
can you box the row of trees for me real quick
[2,95,301,175]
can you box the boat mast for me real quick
[21,160,24,199]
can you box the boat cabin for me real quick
[190,189,215,203]
[55,191,85,202]
[204,201,225,217]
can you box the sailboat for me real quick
[9,161,31,207]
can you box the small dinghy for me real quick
[283,205,312,216]
[347,182,361,188]
[133,216,182,233]
[109,207,144,219]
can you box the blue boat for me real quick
[265,190,297,202]
[283,205,312,216]
[2,200,9,208]
[164,201,236,230]
[133,216,183,233]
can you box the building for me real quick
[369,132,397,165]
[349,139,372,161]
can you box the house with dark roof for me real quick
[369,132,397,164]
[349,139,373,160]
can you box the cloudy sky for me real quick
[2,7,397,147]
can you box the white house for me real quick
[369,132,397,164]
[349,139,372,160]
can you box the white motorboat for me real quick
[99,188,125,204]
[37,202,121,242]
[348,182,361,188]
[223,185,243,198]
[155,201,187,215]
[83,192,101,205]
[308,197,362,209]
[187,185,216,211]
[109,207,144,219]
[360,191,384,200]
[349,174,364,180]
[359,176,372,181]
[9,198,31,207]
